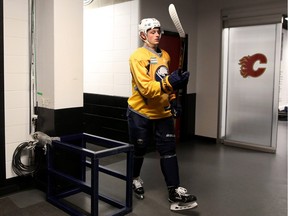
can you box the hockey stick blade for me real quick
[168,4,185,38]
[169,3,186,70]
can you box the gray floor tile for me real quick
[2,121,287,216]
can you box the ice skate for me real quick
[133,177,145,200]
[168,186,198,211]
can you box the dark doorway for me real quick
[159,31,189,141]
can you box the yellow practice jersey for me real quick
[128,46,176,119]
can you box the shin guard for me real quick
[160,155,180,187]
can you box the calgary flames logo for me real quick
[239,53,267,78]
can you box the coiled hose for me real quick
[12,141,38,176]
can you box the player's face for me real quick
[146,28,161,48]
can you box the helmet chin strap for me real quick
[141,34,152,47]
[144,39,153,47]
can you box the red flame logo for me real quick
[239,53,267,78]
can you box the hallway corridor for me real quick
[0,121,287,216]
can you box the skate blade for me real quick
[170,201,198,211]
[134,193,144,200]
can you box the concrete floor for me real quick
[0,121,287,216]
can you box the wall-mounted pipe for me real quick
[29,0,38,134]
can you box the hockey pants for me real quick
[127,109,180,187]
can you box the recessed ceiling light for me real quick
[84,0,93,6]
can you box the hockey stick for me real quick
[168,4,187,143]
[168,3,186,73]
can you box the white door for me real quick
[220,23,283,152]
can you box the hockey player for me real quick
[127,18,198,210]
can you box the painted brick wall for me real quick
[83,0,139,97]
[4,0,30,179]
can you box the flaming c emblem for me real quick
[239,53,267,78]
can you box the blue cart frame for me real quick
[47,133,134,216]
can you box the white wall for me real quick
[279,29,288,110]
[35,0,54,108]
[3,0,286,180]
[4,0,30,178]
[83,0,286,139]
[83,0,139,97]
[195,0,222,138]
[54,0,83,109]
[194,0,286,138]
[3,0,84,179]
[36,0,83,109]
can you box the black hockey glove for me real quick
[168,70,190,91]
[170,99,182,118]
